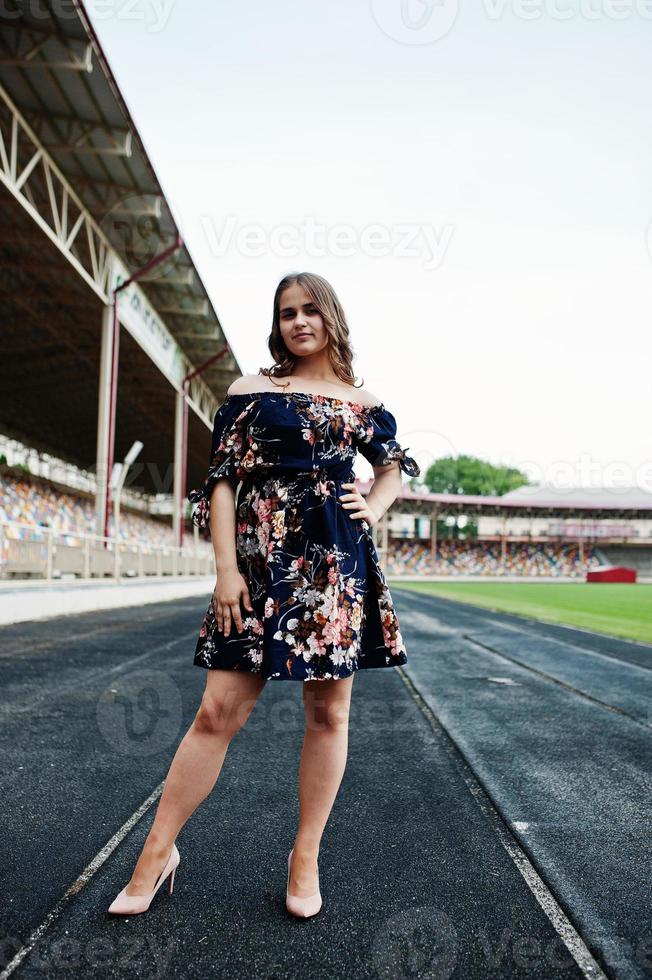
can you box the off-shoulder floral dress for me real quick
[187,389,420,682]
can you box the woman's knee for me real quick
[193,689,258,737]
[194,697,253,735]
[305,693,352,732]
[307,704,349,732]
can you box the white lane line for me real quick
[397,666,610,980]
[0,782,166,980]
[464,622,652,675]
[1,630,199,717]
[464,634,651,730]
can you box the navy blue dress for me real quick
[187,389,420,682]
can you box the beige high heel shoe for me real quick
[286,847,322,918]
[108,843,180,915]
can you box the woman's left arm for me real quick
[339,464,402,528]
[343,402,420,526]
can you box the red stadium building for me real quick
[586,566,637,584]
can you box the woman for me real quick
[108,271,420,919]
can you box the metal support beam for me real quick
[47,130,132,157]
[95,268,116,538]
[173,392,186,549]
[21,106,130,145]
[0,83,112,301]
[431,505,438,570]
[0,43,93,72]
[156,301,210,317]
[95,196,162,217]
[150,268,194,286]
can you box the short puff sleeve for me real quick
[355,406,420,477]
[187,395,250,529]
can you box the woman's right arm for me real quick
[209,478,238,573]
[209,478,253,637]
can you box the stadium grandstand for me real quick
[0,0,244,578]
[1,1,651,587]
[373,482,652,581]
[2,440,651,579]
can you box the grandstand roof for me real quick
[0,1,243,494]
[500,485,652,509]
[360,482,652,518]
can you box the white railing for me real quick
[0,520,214,581]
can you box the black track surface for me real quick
[1,588,650,979]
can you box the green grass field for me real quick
[390,581,652,644]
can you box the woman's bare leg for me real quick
[123,669,266,896]
[289,674,355,897]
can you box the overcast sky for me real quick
[87,0,651,491]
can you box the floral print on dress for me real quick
[354,407,421,477]
[187,390,420,682]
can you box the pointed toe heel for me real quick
[285,847,322,919]
[107,843,180,916]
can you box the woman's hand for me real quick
[212,568,254,637]
[338,482,379,527]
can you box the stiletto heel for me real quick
[108,843,180,915]
[286,847,322,919]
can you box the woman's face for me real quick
[278,284,329,359]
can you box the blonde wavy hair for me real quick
[258,272,364,390]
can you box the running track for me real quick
[1,587,650,980]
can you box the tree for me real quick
[424,455,529,497]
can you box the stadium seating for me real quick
[0,470,211,552]
[0,470,612,580]
[386,539,601,577]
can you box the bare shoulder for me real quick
[226,374,266,396]
[227,374,383,407]
[350,388,384,409]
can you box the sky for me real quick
[86,0,652,491]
